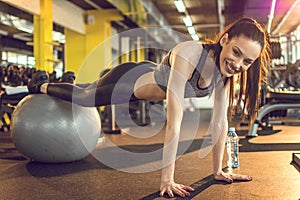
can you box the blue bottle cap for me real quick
[229,127,235,132]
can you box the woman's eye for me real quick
[243,60,252,65]
[233,49,240,56]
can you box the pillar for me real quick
[65,9,123,83]
[136,36,145,62]
[33,0,54,72]
[64,29,85,75]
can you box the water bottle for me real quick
[226,127,239,168]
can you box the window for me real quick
[1,51,34,68]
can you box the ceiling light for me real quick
[174,0,186,13]
[13,33,32,42]
[187,26,196,35]
[267,0,277,33]
[183,15,193,27]
[84,0,102,9]
[191,34,199,41]
[18,26,33,34]
[0,29,8,36]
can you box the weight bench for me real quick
[248,90,300,137]
[0,92,28,131]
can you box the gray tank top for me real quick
[154,44,222,97]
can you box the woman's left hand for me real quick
[214,171,252,183]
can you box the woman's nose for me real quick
[233,60,242,72]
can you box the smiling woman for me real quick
[213,18,270,123]
[26,17,270,198]
[219,35,262,76]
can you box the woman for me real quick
[28,17,270,198]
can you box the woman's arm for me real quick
[211,79,252,182]
[160,67,186,196]
[210,79,229,175]
[160,41,202,197]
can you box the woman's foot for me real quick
[27,71,49,93]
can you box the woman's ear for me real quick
[220,33,229,47]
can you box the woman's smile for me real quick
[224,59,236,75]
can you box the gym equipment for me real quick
[60,71,76,83]
[286,60,300,88]
[0,70,78,131]
[0,92,27,131]
[247,53,300,137]
[270,61,300,89]
[11,94,101,163]
[248,90,300,137]
[97,68,121,134]
[270,41,282,59]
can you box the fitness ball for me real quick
[11,94,101,163]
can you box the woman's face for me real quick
[219,34,262,77]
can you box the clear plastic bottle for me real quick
[226,127,239,168]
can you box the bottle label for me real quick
[226,129,239,168]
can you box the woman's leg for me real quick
[31,62,156,107]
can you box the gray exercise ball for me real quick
[11,94,101,163]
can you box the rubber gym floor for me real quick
[0,109,299,200]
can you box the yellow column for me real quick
[33,0,54,72]
[137,48,145,62]
[73,9,123,83]
[136,37,145,62]
[121,37,130,63]
[64,29,86,74]
[130,48,137,62]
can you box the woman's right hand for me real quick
[160,182,194,198]
[214,171,252,183]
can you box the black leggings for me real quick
[47,61,157,107]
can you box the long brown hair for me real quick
[210,17,271,121]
